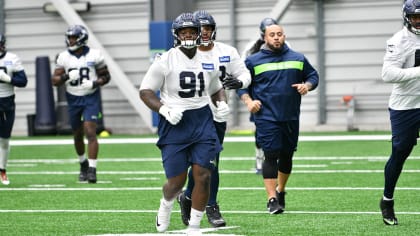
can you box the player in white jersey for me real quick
[379,0,420,226]
[379,0,420,225]
[177,10,251,229]
[140,13,229,236]
[0,34,28,185]
[51,25,111,184]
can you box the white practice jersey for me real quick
[140,46,223,110]
[198,42,251,121]
[0,52,25,97]
[55,48,106,96]
[382,27,420,110]
[199,42,251,88]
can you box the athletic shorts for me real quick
[66,89,101,130]
[255,119,299,153]
[389,108,420,149]
[0,95,15,138]
[157,105,221,178]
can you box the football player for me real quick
[139,12,229,236]
[51,25,111,184]
[177,10,251,228]
[380,0,420,226]
[0,33,28,185]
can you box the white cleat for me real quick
[155,198,173,232]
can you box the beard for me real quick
[266,42,283,53]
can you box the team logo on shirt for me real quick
[219,56,230,63]
[3,60,12,66]
[202,63,215,70]
[87,61,95,67]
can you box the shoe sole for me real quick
[383,218,398,225]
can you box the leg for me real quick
[255,131,264,174]
[380,108,419,226]
[276,150,293,209]
[188,164,211,230]
[0,109,15,185]
[84,121,98,183]
[263,151,283,214]
[0,138,10,185]
[157,172,188,232]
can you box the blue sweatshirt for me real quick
[238,44,319,122]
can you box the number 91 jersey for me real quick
[140,47,223,110]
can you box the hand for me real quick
[159,105,183,125]
[0,70,11,83]
[214,101,230,122]
[222,73,243,90]
[68,69,80,83]
[246,100,261,113]
[81,80,94,89]
[292,83,310,95]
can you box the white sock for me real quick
[0,138,10,170]
[162,197,175,207]
[88,159,97,168]
[78,154,87,163]
[383,196,393,201]
[189,208,204,227]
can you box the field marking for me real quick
[8,156,420,164]
[0,209,419,215]
[9,135,394,146]
[1,187,420,191]
[4,169,420,175]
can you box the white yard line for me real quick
[1,187,419,191]
[0,209,418,215]
[9,135,393,146]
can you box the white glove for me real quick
[81,80,94,89]
[0,70,11,83]
[159,105,183,125]
[68,69,80,83]
[213,101,230,122]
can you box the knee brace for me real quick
[278,151,293,174]
[262,151,279,179]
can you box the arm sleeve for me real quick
[11,70,28,88]
[303,57,319,91]
[229,48,251,88]
[382,38,420,83]
[139,61,165,92]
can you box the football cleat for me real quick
[177,191,192,226]
[380,199,398,225]
[156,198,173,232]
[276,191,286,209]
[1,170,10,185]
[79,160,89,181]
[267,197,283,214]
[206,204,226,227]
[87,167,97,184]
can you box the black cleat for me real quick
[206,204,226,228]
[380,199,398,225]
[267,197,283,214]
[87,167,97,184]
[79,160,89,182]
[276,191,286,209]
[177,191,191,226]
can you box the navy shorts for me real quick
[389,108,420,150]
[0,95,15,138]
[66,89,102,130]
[255,119,299,153]
[157,105,221,178]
